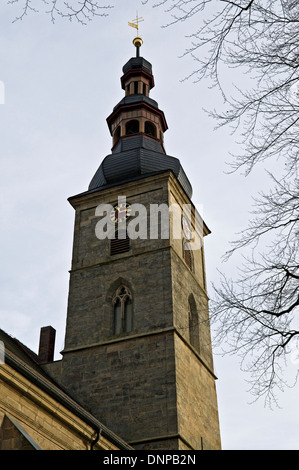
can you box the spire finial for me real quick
[128,13,144,56]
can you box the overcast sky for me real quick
[0,0,298,450]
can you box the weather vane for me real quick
[128,13,144,53]
[128,13,144,36]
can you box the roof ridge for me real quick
[0,328,39,363]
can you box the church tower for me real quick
[59,35,221,450]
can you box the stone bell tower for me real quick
[58,35,221,450]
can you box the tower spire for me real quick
[128,13,144,57]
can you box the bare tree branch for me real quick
[7,0,113,24]
[144,0,299,405]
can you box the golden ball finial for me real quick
[133,36,143,48]
[128,14,144,53]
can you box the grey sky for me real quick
[0,0,298,450]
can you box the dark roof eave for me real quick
[121,68,155,89]
[68,169,176,204]
[68,170,210,236]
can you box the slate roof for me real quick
[122,56,153,76]
[112,94,159,113]
[88,135,193,199]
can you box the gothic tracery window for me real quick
[112,286,133,335]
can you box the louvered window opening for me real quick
[184,247,192,271]
[110,230,130,256]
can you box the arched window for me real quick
[112,286,133,335]
[125,120,139,136]
[144,121,157,138]
[188,295,200,352]
[113,126,121,146]
[183,242,193,272]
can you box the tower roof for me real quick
[121,57,154,89]
[87,48,193,199]
[88,134,193,198]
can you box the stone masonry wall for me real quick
[175,334,221,450]
[61,330,178,447]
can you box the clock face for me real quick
[110,203,131,223]
[182,215,192,240]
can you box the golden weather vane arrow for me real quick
[128,13,144,36]
[128,13,144,55]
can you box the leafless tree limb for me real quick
[7,0,113,24]
[144,0,299,405]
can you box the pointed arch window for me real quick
[112,286,133,335]
[188,295,200,352]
